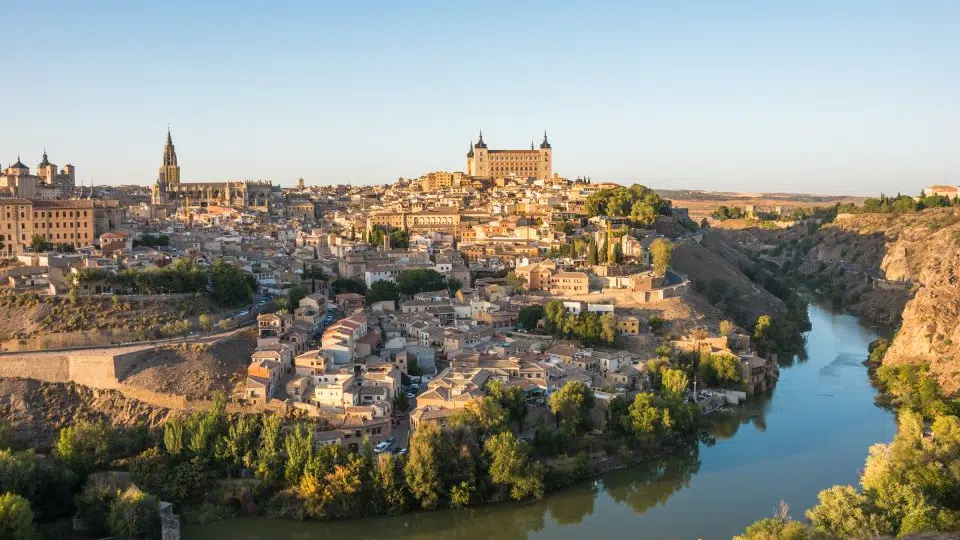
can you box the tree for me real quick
[805,485,877,539]
[0,492,37,540]
[217,414,258,476]
[544,300,567,335]
[612,242,623,264]
[549,381,596,436]
[210,257,255,306]
[254,415,283,485]
[753,315,775,357]
[661,368,689,397]
[699,353,743,388]
[29,236,52,253]
[286,285,309,313]
[648,315,665,333]
[404,422,443,509]
[366,280,399,306]
[54,420,114,477]
[446,277,463,296]
[76,483,119,537]
[330,278,367,296]
[599,235,608,266]
[517,305,545,332]
[373,453,408,514]
[735,517,819,540]
[627,392,669,445]
[600,313,617,344]
[450,397,506,436]
[486,379,527,432]
[284,424,313,484]
[506,271,527,293]
[107,487,160,540]
[650,238,672,276]
[485,432,544,501]
[719,319,736,337]
[197,313,212,332]
[395,269,447,296]
[587,239,599,266]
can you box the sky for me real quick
[2,1,958,195]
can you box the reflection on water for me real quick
[603,445,700,516]
[186,304,895,540]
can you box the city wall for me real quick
[0,346,157,390]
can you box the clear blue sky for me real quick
[2,1,957,194]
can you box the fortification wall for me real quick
[0,353,70,382]
[0,345,159,390]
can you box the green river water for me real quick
[185,303,895,539]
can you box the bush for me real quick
[107,487,160,540]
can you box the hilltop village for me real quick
[0,131,791,533]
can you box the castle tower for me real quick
[466,130,489,177]
[538,131,553,182]
[159,128,180,190]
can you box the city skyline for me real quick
[2,1,958,194]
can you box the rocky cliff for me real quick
[801,209,960,392]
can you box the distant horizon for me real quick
[3,1,957,196]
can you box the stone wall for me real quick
[0,345,158,391]
[0,353,70,382]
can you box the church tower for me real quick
[158,128,180,190]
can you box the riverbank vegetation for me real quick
[0,378,708,535]
[738,336,960,539]
[736,410,960,539]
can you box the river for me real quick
[185,303,895,540]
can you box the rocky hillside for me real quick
[672,231,787,323]
[0,378,177,449]
[802,209,960,392]
[120,329,256,400]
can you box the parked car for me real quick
[374,441,393,454]
[406,392,416,400]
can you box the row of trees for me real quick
[365,226,410,249]
[711,206,745,220]
[584,184,672,226]
[836,193,958,215]
[29,235,76,253]
[132,234,170,248]
[543,300,617,346]
[74,257,256,307]
[360,269,465,307]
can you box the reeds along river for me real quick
[186,303,895,540]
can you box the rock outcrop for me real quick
[803,209,960,392]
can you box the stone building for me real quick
[151,130,272,210]
[0,198,121,254]
[0,152,75,198]
[466,131,552,181]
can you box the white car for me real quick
[374,441,393,453]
